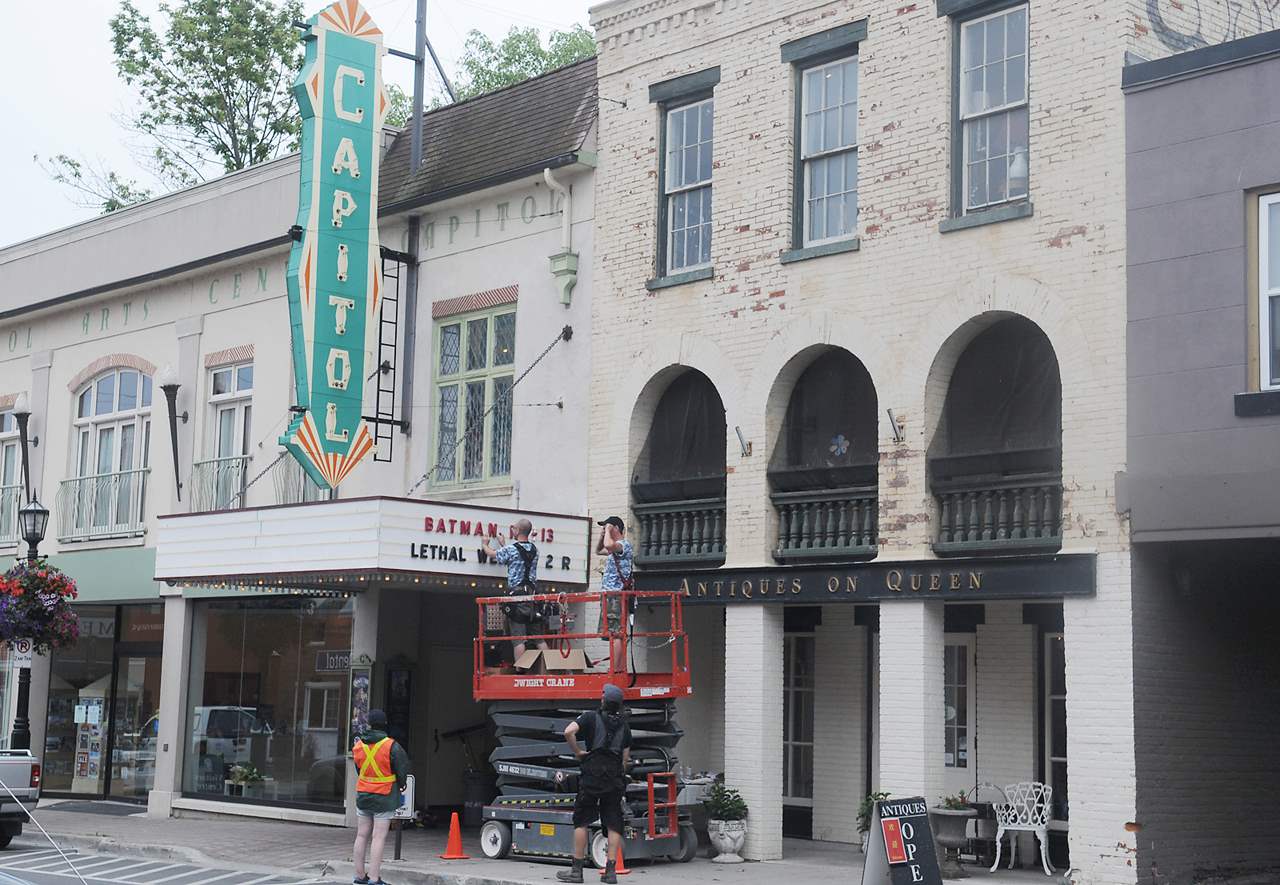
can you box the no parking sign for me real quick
[9,639,33,667]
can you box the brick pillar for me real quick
[1064,552,1138,885]
[724,605,783,859]
[877,602,944,801]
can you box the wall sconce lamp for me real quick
[734,425,752,457]
[157,364,187,501]
[11,392,38,501]
[887,409,906,444]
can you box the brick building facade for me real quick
[585,1,1271,883]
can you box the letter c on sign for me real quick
[334,65,366,122]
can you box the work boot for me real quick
[556,860,585,883]
[601,861,618,884]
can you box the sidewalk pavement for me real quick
[15,799,1064,885]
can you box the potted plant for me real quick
[226,763,264,798]
[857,791,891,853]
[930,792,977,879]
[702,782,748,864]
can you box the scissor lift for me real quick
[473,589,698,868]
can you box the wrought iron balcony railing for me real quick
[271,454,333,505]
[633,497,727,567]
[57,469,149,542]
[190,455,251,512]
[0,484,20,547]
[933,472,1063,555]
[772,485,877,562]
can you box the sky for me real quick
[1,0,592,249]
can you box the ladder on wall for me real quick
[371,248,409,462]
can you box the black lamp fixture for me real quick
[157,364,187,501]
[11,392,37,501]
[11,496,47,752]
[18,496,48,566]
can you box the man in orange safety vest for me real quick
[352,709,410,885]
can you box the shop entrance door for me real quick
[107,649,162,801]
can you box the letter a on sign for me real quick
[280,0,387,489]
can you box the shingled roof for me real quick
[379,56,597,213]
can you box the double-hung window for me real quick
[432,308,515,486]
[202,363,253,510]
[800,56,859,245]
[663,98,714,273]
[0,412,20,545]
[66,368,152,540]
[1259,193,1280,390]
[958,4,1029,214]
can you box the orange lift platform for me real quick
[472,589,698,868]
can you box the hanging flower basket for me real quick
[0,560,80,653]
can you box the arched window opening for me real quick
[930,317,1063,553]
[60,368,153,541]
[630,370,726,566]
[768,350,878,561]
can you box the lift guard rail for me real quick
[473,589,692,701]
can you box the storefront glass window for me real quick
[782,634,815,802]
[44,605,117,794]
[182,596,354,809]
[1045,633,1068,823]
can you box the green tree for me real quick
[385,84,412,128]
[453,24,595,100]
[40,0,303,213]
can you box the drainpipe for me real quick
[544,167,578,306]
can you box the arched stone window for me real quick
[631,370,726,566]
[768,349,878,561]
[930,316,1062,553]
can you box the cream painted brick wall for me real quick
[1064,552,1137,885]
[678,605,727,773]
[587,0,1135,574]
[724,605,785,860]
[1127,0,1277,61]
[877,601,945,801]
[975,602,1037,790]
[812,607,866,844]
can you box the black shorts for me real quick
[572,789,625,833]
[507,617,546,638]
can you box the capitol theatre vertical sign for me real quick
[281,0,387,489]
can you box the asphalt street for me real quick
[0,846,331,885]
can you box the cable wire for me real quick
[405,324,572,496]
[0,776,89,884]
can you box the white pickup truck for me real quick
[0,750,40,848]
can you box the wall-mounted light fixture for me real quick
[158,364,187,501]
[11,392,37,500]
[886,409,906,444]
[734,425,752,457]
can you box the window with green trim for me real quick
[799,54,859,246]
[432,307,516,486]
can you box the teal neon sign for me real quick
[280,0,387,489]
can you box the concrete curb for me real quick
[35,833,546,885]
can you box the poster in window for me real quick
[349,668,371,747]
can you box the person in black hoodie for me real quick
[558,684,632,884]
[351,709,410,885]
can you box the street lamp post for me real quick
[10,497,50,751]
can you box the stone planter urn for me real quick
[930,806,977,879]
[708,819,747,863]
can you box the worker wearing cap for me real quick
[558,684,633,883]
[596,516,633,669]
[351,709,410,885]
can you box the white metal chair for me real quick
[991,781,1055,876]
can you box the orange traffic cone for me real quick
[600,843,630,877]
[439,811,470,859]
